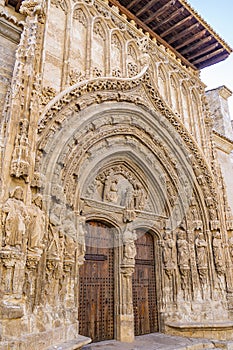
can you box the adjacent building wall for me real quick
[206,86,233,211]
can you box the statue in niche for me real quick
[27,194,45,252]
[177,229,190,299]
[195,232,208,268]
[195,232,208,293]
[2,186,29,250]
[161,230,176,305]
[162,230,176,275]
[10,119,30,182]
[212,230,226,294]
[103,172,119,203]
[212,230,225,275]
[122,224,137,265]
[133,182,146,211]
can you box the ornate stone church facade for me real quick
[0,0,233,349]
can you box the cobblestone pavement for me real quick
[83,333,217,350]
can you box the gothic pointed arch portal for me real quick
[35,70,231,342]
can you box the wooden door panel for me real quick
[133,230,158,335]
[79,221,114,342]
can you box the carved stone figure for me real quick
[162,230,176,275]
[122,224,137,265]
[212,230,226,294]
[103,173,119,203]
[195,232,208,293]
[177,230,190,268]
[195,232,208,269]
[212,230,225,275]
[2,187,29,250]
[27,194,45,252]
[123,187,136,223]
[161,230,176,304]
[10,119,30,182]
[177,229,190,298]
[133,182,146,210]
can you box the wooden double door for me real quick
[79,222,158,342]
[133,230,158,335]
[79,221,115,342]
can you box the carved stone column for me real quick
[118,264,135,342]
[117,224,137,342]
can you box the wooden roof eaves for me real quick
[109,0,197,70]
[179,0,232,53]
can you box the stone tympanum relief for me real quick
[84,165,148,221]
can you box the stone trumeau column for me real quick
[118,223,137,342]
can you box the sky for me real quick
[189,0,233,119]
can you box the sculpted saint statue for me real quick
[27,194,45,252]
[195,232,208,269]
[2,186,29,249]
[123,224,137,265]
[212,230,225,275]
[162,231,176,270]
[177,230,189,269]
[104,173,119,203]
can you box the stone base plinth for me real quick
[165,321,233,340]
[0,324,91,350]
[116,314,134,342]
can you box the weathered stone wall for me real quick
[206,86,233,140]
[0,5,23,119]
[206,86,233,212]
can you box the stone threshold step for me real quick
[46,336,91,350]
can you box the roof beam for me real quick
[160,15,193,38]
[188,42,220,60]
[152,7,185,31]
[197,52,229,69]
[168,22,200,44]
[144,0,176,25]
[175,29,207,50]
[136,0,156,17]
[191,48,225,65]
[126,0,141,11]
[180,35,213,55]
